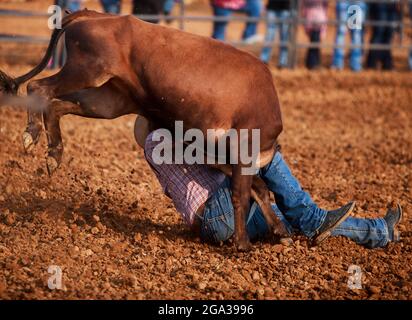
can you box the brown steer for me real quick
[0,9,289,251]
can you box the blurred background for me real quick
[0,0,411,71]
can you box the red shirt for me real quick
[211,0,246,10]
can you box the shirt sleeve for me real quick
[144,132,170,196]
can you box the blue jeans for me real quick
[164,0,175,14]
[57,0,81,11]
[243,0,262,39]
[212,0,261,41]
[260,10,291,66]
[200,152,390,248]
[306,30,321,69]
[212,6,232,40]
[100,0,121,14]
[366,3,398,70]
[332,1,366,71]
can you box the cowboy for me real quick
[134,117,403,249]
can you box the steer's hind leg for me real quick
[42,100,83,175]
[231,164,253,252]
[251,176,290,238]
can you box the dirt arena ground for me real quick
[0,1,411,300]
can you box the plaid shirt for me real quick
[144,131,226,226]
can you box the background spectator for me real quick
[331,0,366,72]
[163,0,176,15]
[211,0,246,40]
[66,0,83,12]
[366,1,399,70]
[260,0,291,67]
[55,0,83,12]
[100,0,122,14]
[211,0,263,43]
[132,0,166,23]
[302,0,328,70]
[242,0,263,43]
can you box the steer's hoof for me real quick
[273,223,290,238]
[279,237,294,246]
[236,239,252,252]
[22,131,35,153]
[46,156,59,176]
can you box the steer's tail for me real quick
[0,9,104,98]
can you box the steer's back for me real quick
[65,14,282,150]
[130,17,281,137]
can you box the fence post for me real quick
[289,0,300,68]
[400,0,406,44]
[179,0,185,31]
